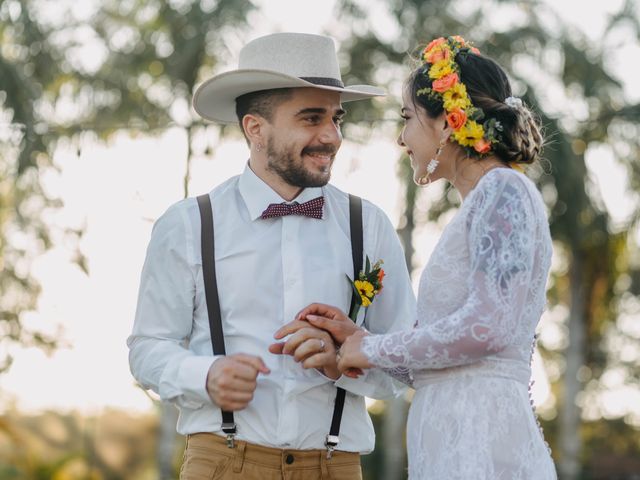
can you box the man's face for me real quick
[264,88,345,188]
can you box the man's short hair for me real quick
[235,88,293,142]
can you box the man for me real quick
[128,32,415,479]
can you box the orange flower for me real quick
[424,37,446,53]
[425,47,450,64]
[377,269,385,290]
[432,72,459,93]
[452,35,466,43]
[446,108,467,130]
[471,47,480,55]
[473,138,491,154]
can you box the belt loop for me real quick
[232,440,246,473]
[320,450,331,479]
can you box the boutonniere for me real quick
[347,256,385,321]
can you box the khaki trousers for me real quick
[179,433,363,480]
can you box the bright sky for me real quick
[0,0,637,416]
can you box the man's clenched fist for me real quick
[206,354,270,411]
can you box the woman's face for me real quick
[398,87,448,185]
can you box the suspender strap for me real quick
[348,194,364,316]
[197,194,237,447]
[326,194,363,458]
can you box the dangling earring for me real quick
[418,138,446,186]
[256,142,263,152]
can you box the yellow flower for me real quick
[442,83,471,110]
[428,59,453,80]
[355,280,374,306]
[355,280,374,297]
[453,120,485,147]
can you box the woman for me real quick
[296,36,557,479]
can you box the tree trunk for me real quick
[157,127,194,478]
[382,158,415,477]
[558,251,586,479]
[382,398,409,479]
[183,125,193,198]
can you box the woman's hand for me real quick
[294,303,361,345]
[337,330,373,372]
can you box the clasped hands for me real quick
[205,303,372,411]
[269,303,373,379]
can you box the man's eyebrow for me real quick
[295,107,347,117]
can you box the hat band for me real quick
[300,76,345,88]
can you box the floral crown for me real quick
[418,36,502,155]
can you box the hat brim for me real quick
[193,69,385,123]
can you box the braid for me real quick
[494,104,543,165]
[515,107,544,164]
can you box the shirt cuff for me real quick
[333,370,378,397]
[177,355,221,407]
[313,368,376,397]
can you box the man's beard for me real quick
[266,137,335,188]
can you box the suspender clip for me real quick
[222,422,237,449]
[325,434,339,459]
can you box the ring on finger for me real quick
[319,339,326,351]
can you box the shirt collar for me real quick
[238,163,324,221]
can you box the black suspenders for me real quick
[325,194,363,457]
[197,194,237,448]
[197,193,363,454]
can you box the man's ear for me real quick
[243,113,266,148]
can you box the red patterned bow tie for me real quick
[260,196,325,220]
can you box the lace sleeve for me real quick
[379,366,414,387]
[362,175,537,370]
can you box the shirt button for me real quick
[285,454,294,464]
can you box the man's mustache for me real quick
[302,146,337,157]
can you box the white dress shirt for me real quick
[127,165,416,453]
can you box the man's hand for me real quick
[294,303,361,345]
[206,354,270,411]
[270,322,341,379]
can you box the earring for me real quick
[418,139,446,186]
[256,143,262,152]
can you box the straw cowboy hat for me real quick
[192,32,385,123]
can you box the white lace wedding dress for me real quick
[362,168,557,479]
